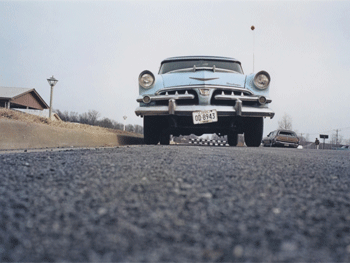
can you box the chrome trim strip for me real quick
[155,85,248,95]
[137,94,195,103]
[215,94,257,102]
[275,141,299,146]
[214,94,272,103]
[135,105,275,118]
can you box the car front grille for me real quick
[150,86,265,107]
[211,88,258,107]
[155,89,198,106]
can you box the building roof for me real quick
[0,87,33,99]
[0,86,49,110]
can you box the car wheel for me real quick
[244,117,263,147]
[143,116,161,145]
[228,132,238,146]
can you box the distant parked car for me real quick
[135,56,275,146]
[262,129,299,148]
[336,145,350,151]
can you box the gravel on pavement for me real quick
[0,145,350,262]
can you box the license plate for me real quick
[192,110,218,124]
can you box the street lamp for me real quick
[47,76,58,119]
[123,115,127,131]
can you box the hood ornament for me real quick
[189,77,219,81]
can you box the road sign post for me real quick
[320,134,329,150]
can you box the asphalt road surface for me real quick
[1,145,350,262]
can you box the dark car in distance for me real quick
[336,145,350,151]
[262,129,299,148]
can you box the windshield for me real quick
[279,131,297,137]
[159,60,243,74]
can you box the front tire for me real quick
[244,117,263,147]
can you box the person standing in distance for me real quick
[315,138,320,150]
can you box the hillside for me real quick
[0,108,143,150]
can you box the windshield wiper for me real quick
[167,67,195,74]
[214,68,238,73]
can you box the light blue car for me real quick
[135,56,275,146]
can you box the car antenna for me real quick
[251,25,255,73]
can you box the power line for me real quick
[298,126,350,136]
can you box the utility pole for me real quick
[335,129,339,147]
[251,25,255,73]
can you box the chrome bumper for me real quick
[135,104,275,118]
[275,140,299,147]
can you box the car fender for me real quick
[245,72,270,96]
[139,74,164,96]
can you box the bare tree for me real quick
[79,112,89,124]
[331,133,343,147]
[54,109,69,121]
[54,110,81,123]
[113,121,124,130]
[126,124,135,132]
[87,110,100,125]
[98,118,114,129]
[278,113,293,130]
[55,108,142,133]
[134,124,143,134]
[305,133,310,142]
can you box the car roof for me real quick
[277,129,297,133]
[161,56,241,64]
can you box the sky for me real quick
[1,0,350,142]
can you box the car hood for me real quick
[161,71,246,88]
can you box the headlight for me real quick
[253,71,270,90]
[138,70,155,89]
